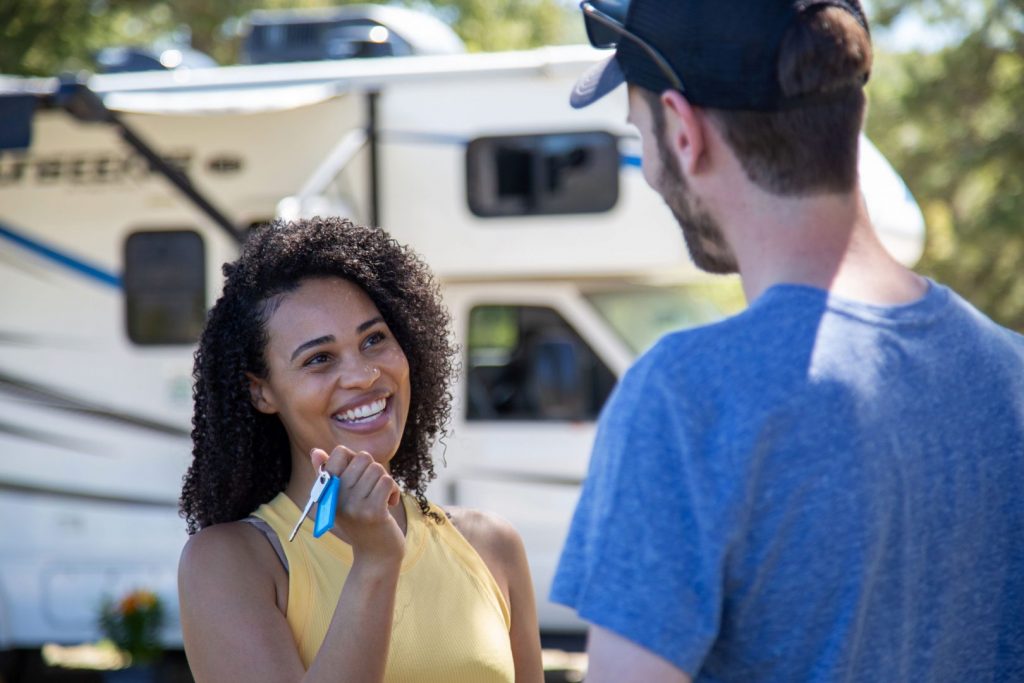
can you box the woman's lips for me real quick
[331,396,392,433]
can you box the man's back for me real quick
[552,281,1024,680]
[557,1,1021,679]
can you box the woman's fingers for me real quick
[314,444,363,480]
[310,445,356,478]
[373,476,401,508]
[309,445,397,510]
[350,456,387,496]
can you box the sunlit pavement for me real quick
[544,647,588,682]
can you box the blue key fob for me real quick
[313,475,340,538]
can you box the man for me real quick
[550,1,1024,681]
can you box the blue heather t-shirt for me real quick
[552,280,1024,681]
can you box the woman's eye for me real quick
[304,352,330,366]
[363,331,387,349]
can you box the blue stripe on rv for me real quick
[0,221,122,289]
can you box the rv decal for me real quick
[0,416,87,452]
[0,221,121,288]
[0,478,181,509]
[0,149,193,186]
[0,369,191,438]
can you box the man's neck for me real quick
[716,184,926,306]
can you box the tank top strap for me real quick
[240,515,289,572]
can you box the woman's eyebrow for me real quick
[356,316,384,333]
[288,318,384,362]
[290,335,334,362]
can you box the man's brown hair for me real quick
[646,6,872,196]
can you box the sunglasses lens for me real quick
[584,12,621,49]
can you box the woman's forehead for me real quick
[264,277,382,337]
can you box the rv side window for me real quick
[466,132,619,217]
[466,305,616,421]
[124,230,206,345]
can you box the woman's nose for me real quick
[337,361,381,389]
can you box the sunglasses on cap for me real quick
[580,0,685,93]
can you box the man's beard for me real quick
[657,141,738,275]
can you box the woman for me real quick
[178,217,543,683]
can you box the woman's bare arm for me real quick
[179,522,306,683]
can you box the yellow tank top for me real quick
[253,492,515,682]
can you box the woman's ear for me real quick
[245,372,277,414]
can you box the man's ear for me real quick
[245,372,278,415]
[660,90,707,176]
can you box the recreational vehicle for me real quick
[0,10,925,656]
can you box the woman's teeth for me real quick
[335,398,387,423]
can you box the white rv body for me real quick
[0,45,925,648]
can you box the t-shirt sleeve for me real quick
[550,339,742,675]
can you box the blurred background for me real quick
[0,1,1019,683]
[3,0,1022,330]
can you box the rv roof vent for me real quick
[241,5,465,64]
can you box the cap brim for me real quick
[570,55,625,109]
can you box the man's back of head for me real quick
[709,5,872,195]
[573,0,929,305]
[573,0,872,196]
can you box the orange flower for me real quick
[117,590,158,616]
[118,594,137,616]
[100,589,165,664]
[135,591,157,610]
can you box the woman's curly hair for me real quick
[180,217,456,533]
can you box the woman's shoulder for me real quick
[443,506,527,574]
[445,506,518,542]
[179,520,286,586]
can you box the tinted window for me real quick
[466,132,619,217]
[124,230,206,345]
[466,305,616,421]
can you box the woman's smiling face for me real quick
[248,277,412,468]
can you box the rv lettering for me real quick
[207,155,243,174]
[0,154,26,184]
[0,150,193,186]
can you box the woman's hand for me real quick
[310,446,405,564]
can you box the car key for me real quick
[289,467,332,542]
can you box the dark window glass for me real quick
[466,305,616,421]
[466,131,619,217]
[124,230,206,345]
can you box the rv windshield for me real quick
[585,281,746,356]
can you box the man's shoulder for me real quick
[628,302,781,383]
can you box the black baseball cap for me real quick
[571,0,870,110]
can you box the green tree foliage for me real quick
[866,1,1024,331]
[426,0,574,52]
[1,0,149,75]
[0,0,576,76]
